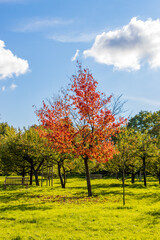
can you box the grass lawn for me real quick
[0,176,159,240]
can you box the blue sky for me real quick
[0,0,160,129]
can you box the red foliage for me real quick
[36,63,125,163]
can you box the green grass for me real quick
[0,176,159,240]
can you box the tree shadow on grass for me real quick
[67,183,122,197]
[92,183,142,194]
[92,183,121,188]
[67,182,148,197]
[92,182,147,189]
[148,210,160,217]
[1,192,26,200]
[93,190,122,197]
[125,184,147,189]
[0,203,52,213]
[135,192,160,201]
[0,216,16,221]
[0,184,29,191]
[145,178,159,183]
[67,183,122,191]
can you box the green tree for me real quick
[128,110,160,138]
[148,146,160,184]
[106,128,141,182]
[1,127,54,185]
[134,131,157,187]
[0,123,17,175]
[113,128,139,205]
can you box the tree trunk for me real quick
[84,156,92,197]
[131,172,135,184]
[58,162,65,188]
[30,166,33,185]
[22,167,25,178]
[62,166,66,187]
[51,162,53,187]
[41,163,44,187]
[122,168,125,206]
[33,159,44,186]
[34,170,39,186]
[142,157,147,187]
[158,173,160,184]
[139,169,142,181]
[22,167,25,184]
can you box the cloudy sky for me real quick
[0,0,160,128]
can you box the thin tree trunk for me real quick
[34,170,39,186]
[34,159,44,187]
[30,166,33,185]
[58,162,65,188]
[142,157,147,187]
[49,167,50,186]
[22,167,25,184]
[131,172,135,184]
[139,169,142,181]
[62,166,66,187]
[122,168,125,206]
[41,163,44,187]
[84,156,92,197]
[158,174,160,184]
[22,167,25,178]
[47,160,48,186]
[51,162,53,187]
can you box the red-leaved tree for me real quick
[36,63,125,196]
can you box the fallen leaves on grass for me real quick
[30,194,120,204]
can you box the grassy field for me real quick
[0,176,159,240]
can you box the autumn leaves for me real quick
[36,63,125,196]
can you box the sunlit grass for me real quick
[0,176,159,239]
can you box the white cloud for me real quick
[84,17,160,71]
[1,86,5,92]
[124,96,160,107]
[49,32,96,43]
[0,40,29,80]
[10,83,17,90]
[71,49,80,61]
[14,18,73,32]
